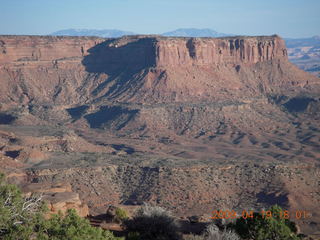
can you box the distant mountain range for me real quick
[50,28,231,38]
[162,28,230,37]
[50,29,135,38]
[50,28,320,77]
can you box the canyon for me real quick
[286,36,320,78]
[0,35,319,236]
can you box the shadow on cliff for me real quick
[84,106,138,130]
[0,113,17,124]
[256,191,289,208]
[82,38,157,101]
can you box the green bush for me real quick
[37,209,123,240]
[0,173,46,239]
[115,207,128,223]
[231,205,299,240]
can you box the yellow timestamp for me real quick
[210,210,311,220]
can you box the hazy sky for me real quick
[1,0,319,38]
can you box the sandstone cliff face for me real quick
[155,35,287,66]
[0,35,290,65]
[95,35,287,67]
[0,36,104,64]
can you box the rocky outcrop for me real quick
[23,182,89,217]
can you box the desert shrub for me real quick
[217,230,240,240]
[203,224,240,240]
[0,173,122,240]
[231,205,299,240]
[115,207,128,223]
[124,204,181,240]
[183,224,239,240]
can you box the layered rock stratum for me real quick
[0,35,319,236]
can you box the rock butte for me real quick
[0,35,319,107]
[0,35,286,64]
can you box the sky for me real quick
[0,0,319,38]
